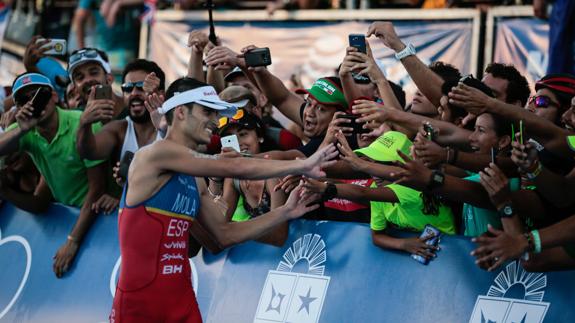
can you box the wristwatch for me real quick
[426,170,445,191]
[323,183,338,201]
[394,43,416,60]
[498,202,515,218]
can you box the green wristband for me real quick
[531,230,542,254]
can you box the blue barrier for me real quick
[1,202,574,323]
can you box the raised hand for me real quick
[413,132,446,169]
[15,101,39,132]
[389,150,433,191]
[23,36,51,71]
[335,131,366,171]
[471,225,529,272]
[205,46,244,70]
[302,144,339,178]
[479,163,511,210]
[283,183,321,220]
[448,83,491,118]
[144,92,165,132]
[143,72,161,94]
[80,87,115,127]
[352,99,388,127]
[366,21,405,52]
[188,30,210,53]
[510,141,539,173]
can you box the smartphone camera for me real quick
[341,114,369,134]
[244,48,272,67]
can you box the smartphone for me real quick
[423,122,435,141]
[221,135,241,152]
[490,147,497,165]
[31,87,53,118]
[244,48,272,67]
[411,224,441,265]
[37,38,67,56]
[118,151,135,180]
[341,114,368,134]
[349,34,367,54]
[94,84,112,100]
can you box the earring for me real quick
[259,138,264,143]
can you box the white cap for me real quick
[160,86,238,117]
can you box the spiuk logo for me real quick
[254,234,330,323]
[469,262,549,323]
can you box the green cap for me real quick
[354,131,413,162]
[296,77,348,110]
[568,136,575,152]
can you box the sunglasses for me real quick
[218,109,245,128]
[69,49,101,65]
[121,81,145,93]
[529,95,560,109]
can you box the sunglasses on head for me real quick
[529,95,560,109]
[121,81,145,93]
[218,109,245,128]
[69,49,101,65]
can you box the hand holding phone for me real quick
[340,114,368,134]
[411,224,441,265]
[423,122,435,141]
[118,151,135,180]
[31,87,53,118]
[221,135,241,152]
[36,38,67,56]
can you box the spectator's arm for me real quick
[533,166,575,208]
[252,68,306,126]
[186,31,209,82]
[0,127,24,156]
[371,230,438,259]
[77,120,121,160]
[367,22,444,106]
[52,162,106,278]
[72,8,91,49]
[0,176,52,213]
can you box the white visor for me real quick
[68,56,112,78]
[159,86,237,117]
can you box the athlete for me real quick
[110,77,337,323]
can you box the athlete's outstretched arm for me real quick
[146,140,339,180]
[197,182,318,249]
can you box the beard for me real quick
[128,97,151,124]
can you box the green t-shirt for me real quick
[8,108,104,207]
[232,195,251,222]
[370,183,456,234]
[462,173,521,237]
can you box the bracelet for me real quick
[525,162,542,180]
[531,230,542,254]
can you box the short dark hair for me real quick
[164,77,208,125]
[430,61,461,82]
[488,112,512,139]
[485,63,530,106]
[122,59,166,91]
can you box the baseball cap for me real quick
[354,131,412,163]
[568,136,575,152]
[219,85,257,109]
[224,66,245,82]
[159,85,237,117]
[295,77,348,110]
[12,73,54,98]
[218,109,264,135]
[67,48,112,79]
[535,74,575,107]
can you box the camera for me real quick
[244,48,272,67]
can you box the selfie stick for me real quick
[206,0,217,44]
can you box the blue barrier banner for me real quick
[149,19,475,104]
[1,202,575,323]
[493,17,549,88]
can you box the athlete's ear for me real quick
[176,105,186,120]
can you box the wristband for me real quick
[525,161,542,180]
[531,229,542,254]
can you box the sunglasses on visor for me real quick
[69,49,102,65]
[218,109,245,128]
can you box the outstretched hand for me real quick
[389,150,433,191]
[479,163,511,210]
[283,183,321,220]
[302,144,339,178]
[471,225,528,272]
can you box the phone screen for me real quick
[349,34,367,54]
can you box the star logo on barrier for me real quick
[265,284,285,314]
[298,287,317,314]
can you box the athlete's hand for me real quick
[283,183,321,219]
[92,193,119,214]
[301,144,339,178]
[53,239,79,278]
[273,174,302,194]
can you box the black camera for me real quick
[244,48,272,67]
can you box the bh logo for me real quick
[254,234,330,323]
[469,261,549,323]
